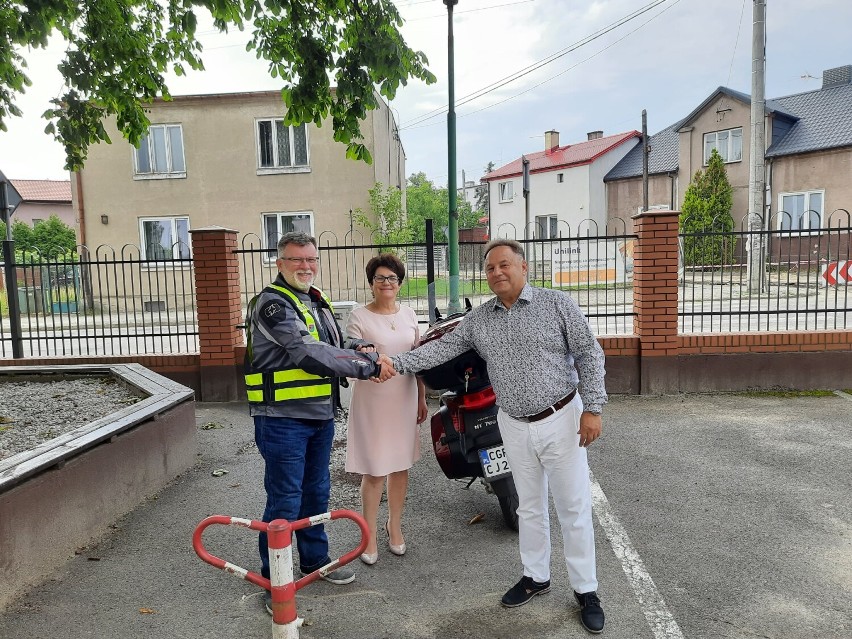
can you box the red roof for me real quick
[9,179,72,203]
[482,131,641,181]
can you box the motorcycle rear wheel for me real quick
[498,492,519,531]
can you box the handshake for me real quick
[354,344,397,383]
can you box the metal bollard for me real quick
[193,509,369,638]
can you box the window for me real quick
[703,127,742,164]
[557,173,564,183]
[257,120,309,171]
[778,191,824,231]
[263,212,314,256]
[139,217,191,261]
[32,218,44,226]
[535,215,558,239]
[134,124,186,178]
[498,181,514,203]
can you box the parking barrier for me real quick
[193,510,369,638]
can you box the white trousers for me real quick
[497,394,597,593]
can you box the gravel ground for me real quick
[0,376,142,461]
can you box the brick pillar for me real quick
[190,226,242,401]
[632,210,680,393]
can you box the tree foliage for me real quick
[1,0,435,170]
[354,182,412,247]
[474,161,494,214]
[1,215,77,256]
[405,172,479,242]
[679,149,735,267]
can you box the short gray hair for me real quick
[277,232,317,258]
[483,238,525,264]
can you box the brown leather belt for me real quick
[522,389,577,422]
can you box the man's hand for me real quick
[355,344,376,353]
[371,354,397,382]
[578,412,602,447]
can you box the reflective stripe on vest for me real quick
[245,284,334,404]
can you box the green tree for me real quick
[679,149,735,266]
[354,182,412,247]
[0,216,76,256]
[405,172,478,242]
[1,1,435,170]
[474,161,494,214]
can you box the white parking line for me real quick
[590,472,686,639]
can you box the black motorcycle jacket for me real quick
[244,275,379,420]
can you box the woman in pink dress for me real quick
[345,254,428,565]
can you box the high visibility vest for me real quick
[245,284,336,405]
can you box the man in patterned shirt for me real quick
[387,238,607,634]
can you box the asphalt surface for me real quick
[1,391,850,639]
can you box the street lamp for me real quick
[444,0,461,314]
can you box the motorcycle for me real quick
[418,303,519,531]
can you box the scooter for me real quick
[418,304,519,531]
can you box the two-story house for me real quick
[605,64,852,233]
[73,90,405,259]
[483,129,641,240]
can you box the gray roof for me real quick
[604,121,681,181]
[766,82,852,157]
[605,81,852,181]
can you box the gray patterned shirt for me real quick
[392,284,607,417]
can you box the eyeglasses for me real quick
[282,257,319,265]
[373,275,399,284]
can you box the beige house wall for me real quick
[768,147,852,226]
[605,174,677,231]
[75,91,402,252]
[678,97,752,223]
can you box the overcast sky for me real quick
[1,0,850,187]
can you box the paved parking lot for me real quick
[0,392,849,638]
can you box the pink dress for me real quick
[345,304,421,476]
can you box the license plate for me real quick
[478,445,511,479]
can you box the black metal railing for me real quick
[1,243,197,358]
[678,210,852,332]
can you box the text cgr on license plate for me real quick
[479,445,511,479]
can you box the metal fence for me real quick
[1,244,197,358]
[3,215,852,358]
[679,210,852,332]
[237,221,637,337]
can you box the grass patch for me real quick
[736,389,837,398]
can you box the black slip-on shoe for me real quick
[500,576,551,608]
[574,590,605,634]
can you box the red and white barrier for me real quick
[193,510,369,638]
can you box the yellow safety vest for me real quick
[245,284,336,405]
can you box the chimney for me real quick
[544,130,559,153]
[587,130,603,141]
[822,64,852,89]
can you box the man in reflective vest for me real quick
[245,232,394,611]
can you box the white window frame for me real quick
[262,211,315,260]
[498,181,514,203]
[256,119,311,175]
[777,190,825,232]
[535,214,558,239]
[133,124,186,179]
[138,216,192,264]
[703,127,743,164]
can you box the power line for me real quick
[400,0,670,129]
[403,0,683,130]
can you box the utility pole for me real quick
[522,156,530,238]
[747,0,766,293]
[642,109,649,213]
[444,0,461,314]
